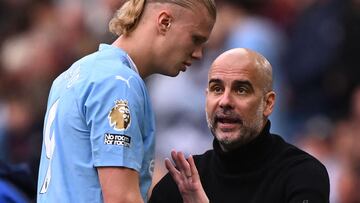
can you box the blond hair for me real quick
[109,0,216,36]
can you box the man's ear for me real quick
[263,91,275,117]
[157,11,172,34]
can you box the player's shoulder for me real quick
[78,48,143,87]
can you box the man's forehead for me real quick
[210,51,252,69]
[208,60,261,87]
[208,60,254,76]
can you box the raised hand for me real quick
[165,150,209,203]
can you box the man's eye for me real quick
[236,88,247,95]
[192,37,200,44]
[214,87,222,93]
[210,85,223,93]
[192,36,206,45]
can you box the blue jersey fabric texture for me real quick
[37,44,155,203]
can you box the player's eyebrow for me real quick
[193,34,208,45]
[232,80,254,92]
[232,80,252,88]
[208,78,223,85]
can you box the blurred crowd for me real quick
[0,0,359,202]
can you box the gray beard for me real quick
[205,104,265,152]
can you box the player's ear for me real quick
[263,91,275,117]
[157,11,172,34]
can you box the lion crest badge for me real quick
[108,100,131,131]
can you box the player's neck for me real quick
[112,36,153,79]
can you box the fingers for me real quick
[170,150,178,167]
[167,150,192,178]
[187,155,199,179]
[165,158,177,175]
[165,157,179,180]
[176,151,192,178]
[164,150,208,202]
[165,157,186,186]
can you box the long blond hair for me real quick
[109,0,216,36]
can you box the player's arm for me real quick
[86,73,148,203]
[98,166,144,203]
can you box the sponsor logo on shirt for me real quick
[104,133,131,147]
[115,75,133,88]
[108,100,131,131]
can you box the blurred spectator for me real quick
[282,0,347,139]
[0,161,36,202]
[331,120,360,203]
[324,0,360,120]
[0,0,33,46]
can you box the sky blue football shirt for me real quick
[37,44,155,202]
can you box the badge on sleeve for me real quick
[108,100,131,131]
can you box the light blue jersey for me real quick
[37,44,155,202]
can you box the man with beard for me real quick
[149,48,330,203]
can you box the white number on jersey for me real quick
[40,99,59,193]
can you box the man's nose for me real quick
[192,46,203,60]
[219,89,234,110]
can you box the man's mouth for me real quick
[215,115,241,123]
[215,115,242,129]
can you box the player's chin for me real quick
[165,67,183,77]
[163,71,180,77]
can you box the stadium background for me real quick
[0,0,359,202]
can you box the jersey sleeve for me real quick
[84,72,146,172]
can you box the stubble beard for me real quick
[206,104,265,151]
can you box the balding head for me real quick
[209,48,273,94]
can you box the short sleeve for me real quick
[84,72,146,172]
